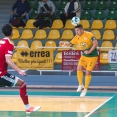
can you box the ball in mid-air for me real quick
[71,16,80,26]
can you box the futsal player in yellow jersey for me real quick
[60,24,98,97]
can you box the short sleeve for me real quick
[70,35,78,45]
[5,43,14,56]
[89,32,96,41]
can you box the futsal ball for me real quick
[71,16,80,26]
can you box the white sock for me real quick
[25,104,30,110]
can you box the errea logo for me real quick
[8,50,13,54]
[84,37,87,40]
[0,41,5,44]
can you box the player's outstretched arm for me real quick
[59,41,71,46]
[5,56,26,76]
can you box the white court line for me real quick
[84,96,113,117]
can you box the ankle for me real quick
[25,104,30,110]
[79,84,83,86]
[83,89,87,91]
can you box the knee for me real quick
[86,70,91,75]
[77,65,83,71]
[19,81,27,88]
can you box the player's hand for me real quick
[11,11,14,15]
[71,11,75,13]
[59,41,71,47]
[21,13,25,17]
[84,50,91,54]
[50,12,53,15]
[59,41,64,45]
[65,13,68,17]
[18,70,26,76]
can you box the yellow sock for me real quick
[77,71,83,85]
[85,75,92,89]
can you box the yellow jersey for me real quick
[70,31,98,57]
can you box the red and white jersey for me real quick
[0,37,14,76]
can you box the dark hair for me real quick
[75,24,83,29]
[2,24,12,36]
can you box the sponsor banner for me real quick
[108,50,117,70]
[17,49,53,69]
[109,50,117,63]
[62,50,100,71]
[108,63,117,71]
[62,50,81,71]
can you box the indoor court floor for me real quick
[0,90,116,117]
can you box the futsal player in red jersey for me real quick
[0,24,41,114]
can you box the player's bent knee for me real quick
[19,81,27,88]
[16,78,26,87]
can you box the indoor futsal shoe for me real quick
[26,106,41,114]
[76,85,84,92]
[80,89,87,97]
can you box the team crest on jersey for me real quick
[81,42,87,47]
[0,41,5,44]
[80,42,88,50]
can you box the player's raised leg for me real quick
[16,78,41,114]
[80,57,98,97]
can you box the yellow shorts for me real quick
[78,55,98,71]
